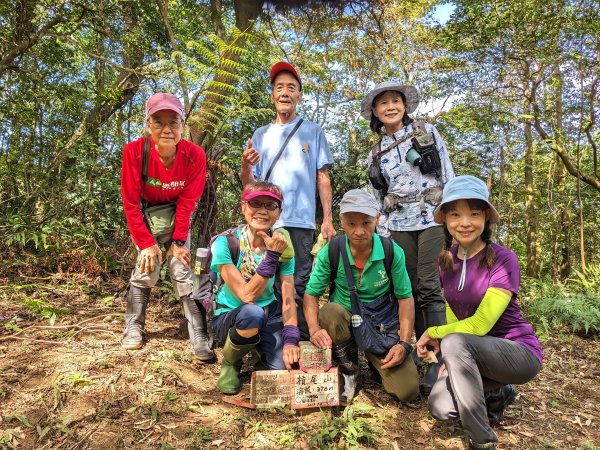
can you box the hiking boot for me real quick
[332,339,359,403]
[217,333,258,394]
[367,359,382,384]
[468,439,497,450]
[420,310,446,396]
[122,286,150,350]
[182,296,214,361]
[486,384,517,425]
[250,348,268,371]
[340,373,358,403]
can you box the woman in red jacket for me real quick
[120,93,210,359]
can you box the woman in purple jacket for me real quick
[416,176,542,450]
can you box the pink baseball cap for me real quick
[241,189,283,204]
[270,62,302,89]
[145,93,183,119]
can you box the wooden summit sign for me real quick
[290,368,339,409]
[249,341,339,409]
[250,368,339,409]
[250,370,290,407]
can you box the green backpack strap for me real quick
[328,235,395,297]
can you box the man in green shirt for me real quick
[303,189,419,403]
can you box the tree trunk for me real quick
[48,3,143,176]
[522,68,539,277]
[550,65,571,280]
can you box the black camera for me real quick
[411,132,441,176]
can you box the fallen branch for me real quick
[0,313,120,341]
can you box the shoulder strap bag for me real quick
[140,136,177,237]
[338,237,400,355]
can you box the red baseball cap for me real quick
[269,62,302,89]
[145,93,183,119]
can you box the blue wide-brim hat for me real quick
[433,175,500,224]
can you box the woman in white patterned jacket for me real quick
[362,82,455,395]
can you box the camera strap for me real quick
[373,120,429,157]
[263,118,304,182]
[373,132,414,157]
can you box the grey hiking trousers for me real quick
[130,232,193,299]
[428,333,541,445]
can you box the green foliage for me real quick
[3,320,22,333]
[65,372,94,387]
[0,0,598,283]
[568,265,600,293]
[522,264,600,336]
[187,426,213,446]
[310,404,377,449]
[4,415,31,427]
[20,297,67,324]
[527,292,600,337]
[0,427,25,449]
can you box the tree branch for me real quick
[531,81,600,191]
[155,0,190,116]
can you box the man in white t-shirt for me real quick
[241,62,335,338]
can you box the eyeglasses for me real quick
[243,199,281,211]
[148,119,182,130]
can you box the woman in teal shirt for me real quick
[303,189,419,403]
[211,181,300,394]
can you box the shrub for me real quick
[526,291,600,337]
[522,264,600,337]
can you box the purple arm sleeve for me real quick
[282,325,300,347]
[255,249,282,278]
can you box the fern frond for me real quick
[197,110,224,123]
[214,69,240,82]
[208,34,229,54]
[220,58,244,71]
[186,41,220,66]
[205,80,238,93]
[203,91,232,102]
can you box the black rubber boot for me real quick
[332,339,359,403]
[182,296,215,361]
[486,384,517,425]
[468,440,497,450]
[420,310,446,396]
[122,286,150,350]
[414,300,426,343]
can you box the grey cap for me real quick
[339,189,379,217]
[360,82,420,120]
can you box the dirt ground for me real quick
[0,274,598,450]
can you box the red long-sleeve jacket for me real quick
[121,136,206,250]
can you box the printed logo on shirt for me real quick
[162,180,186,190]
[373,269,389,288]
[145,178,186,190]
[146,177,162,188]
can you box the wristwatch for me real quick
[172,240,186,247]
[397,340,413,354]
